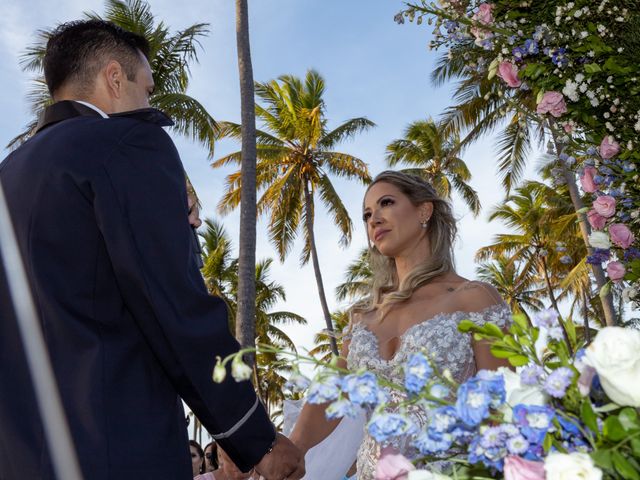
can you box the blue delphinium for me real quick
[475,370,506,408]
[342,372,379,406]
[429,384,450,400]
[413,429,453,455]
[520,365,544,386]
[326,398,357,420]
[456,378,492,426]
[513,404,555,454]
[307,374,343,404]
[285,371,311,392]
[524,39,539,55]
[557,416,589,453]
[544,367,574,398]
[368,412,417,443]
[587,248,610,265]
[428,406,459,439]
[404,353,433,394]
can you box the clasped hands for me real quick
[219,433,305,480]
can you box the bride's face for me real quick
[363,181,431,258]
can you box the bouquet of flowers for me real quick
[216,309,640,479]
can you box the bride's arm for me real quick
[288,339,351,454]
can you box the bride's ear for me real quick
[419,201,434,222]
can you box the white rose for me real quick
[588,231,611,249]
[584,327,640,407]
[497,367,548,422]
[408,470,452,480]
[544,452,602,480]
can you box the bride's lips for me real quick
[374,229,390,242]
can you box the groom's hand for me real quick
[254,433,305,480]
[186,186,202,228]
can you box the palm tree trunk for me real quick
[303,181,339,356]
[234,0,258,360]
[549,127,617,326]
[540,256,572,354]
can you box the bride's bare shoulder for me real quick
[453,280,505,311]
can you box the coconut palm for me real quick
[335,248,373,303]
[475,254,544,319]
[10,0,218,154]
[386,119,481,216]
[309,310,352,363]
[214,69,374,355]
[233,0,259,355]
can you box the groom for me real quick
[0,20,304,480]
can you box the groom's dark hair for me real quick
[43,19,150,96]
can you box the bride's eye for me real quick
[362,212,371,221]
[380,198,394,207]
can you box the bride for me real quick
[288,171,512,479]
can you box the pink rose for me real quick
[609,223,636,249]
[504,456,545,480]
[592,195,616,218]
[607,261,626,282]
[471,3,494,39]
[580,166,598,193]
[375,446,415,480]
[536,91,568,118]
[587,209,607,230]
[497,62,521,88]
[599,136,621,159]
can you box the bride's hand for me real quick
[218,447,254,480]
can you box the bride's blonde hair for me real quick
[353,171,457,319]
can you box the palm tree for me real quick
[199,218,306,413]
[309,310,352,363]
[475,182,566,314]
[233,0,258,355]
[11,0,218,154]
[475,254,544,319]
[335,248,373,303]
[213,69,375,355]
[386,119,481,216]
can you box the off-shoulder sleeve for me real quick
[467,304,513,329]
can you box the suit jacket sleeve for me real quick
[92,120,274,471]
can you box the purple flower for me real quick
[513,404,555,447]
[544,367,574,398]
[506,434,530,455]
[520,365,544,385]
[560,255,573,264]
[532,308,559,329]
[587,248,610,265]
[524,39,539,54]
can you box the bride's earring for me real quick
[420,218,429,229]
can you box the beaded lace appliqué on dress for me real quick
[346,303,512,479]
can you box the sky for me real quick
[0,0,540,357]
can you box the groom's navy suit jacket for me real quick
[0,102,274,479]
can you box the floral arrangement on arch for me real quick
[215,310,640,480]
[395,0,640,311]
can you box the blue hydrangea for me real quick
[520,365,544,386]
[544,367,574,398]
[404,353,432,394]
[325,398,357,420]
[368,413,417,443]
[342,372,379,406]
[307,374,343,404]
[475,370,506,408]
[456,378,492,426]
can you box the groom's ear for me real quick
[104,60,126,99]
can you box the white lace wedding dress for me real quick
[346,304,512,479]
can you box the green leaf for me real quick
[483,322,505,338]
[612,450,640,480]
[490,346,518,359]
[600,282,611,299]
[591,450,613,470]
[543,432,552,453]
[631,437,640,456]
[512,313,529,331]
[604,416,626,441]
[458,320,477,333]
[584,63,602,74]
[508,355,530,367]
[581,400,599,434]
[619,408,640,431]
